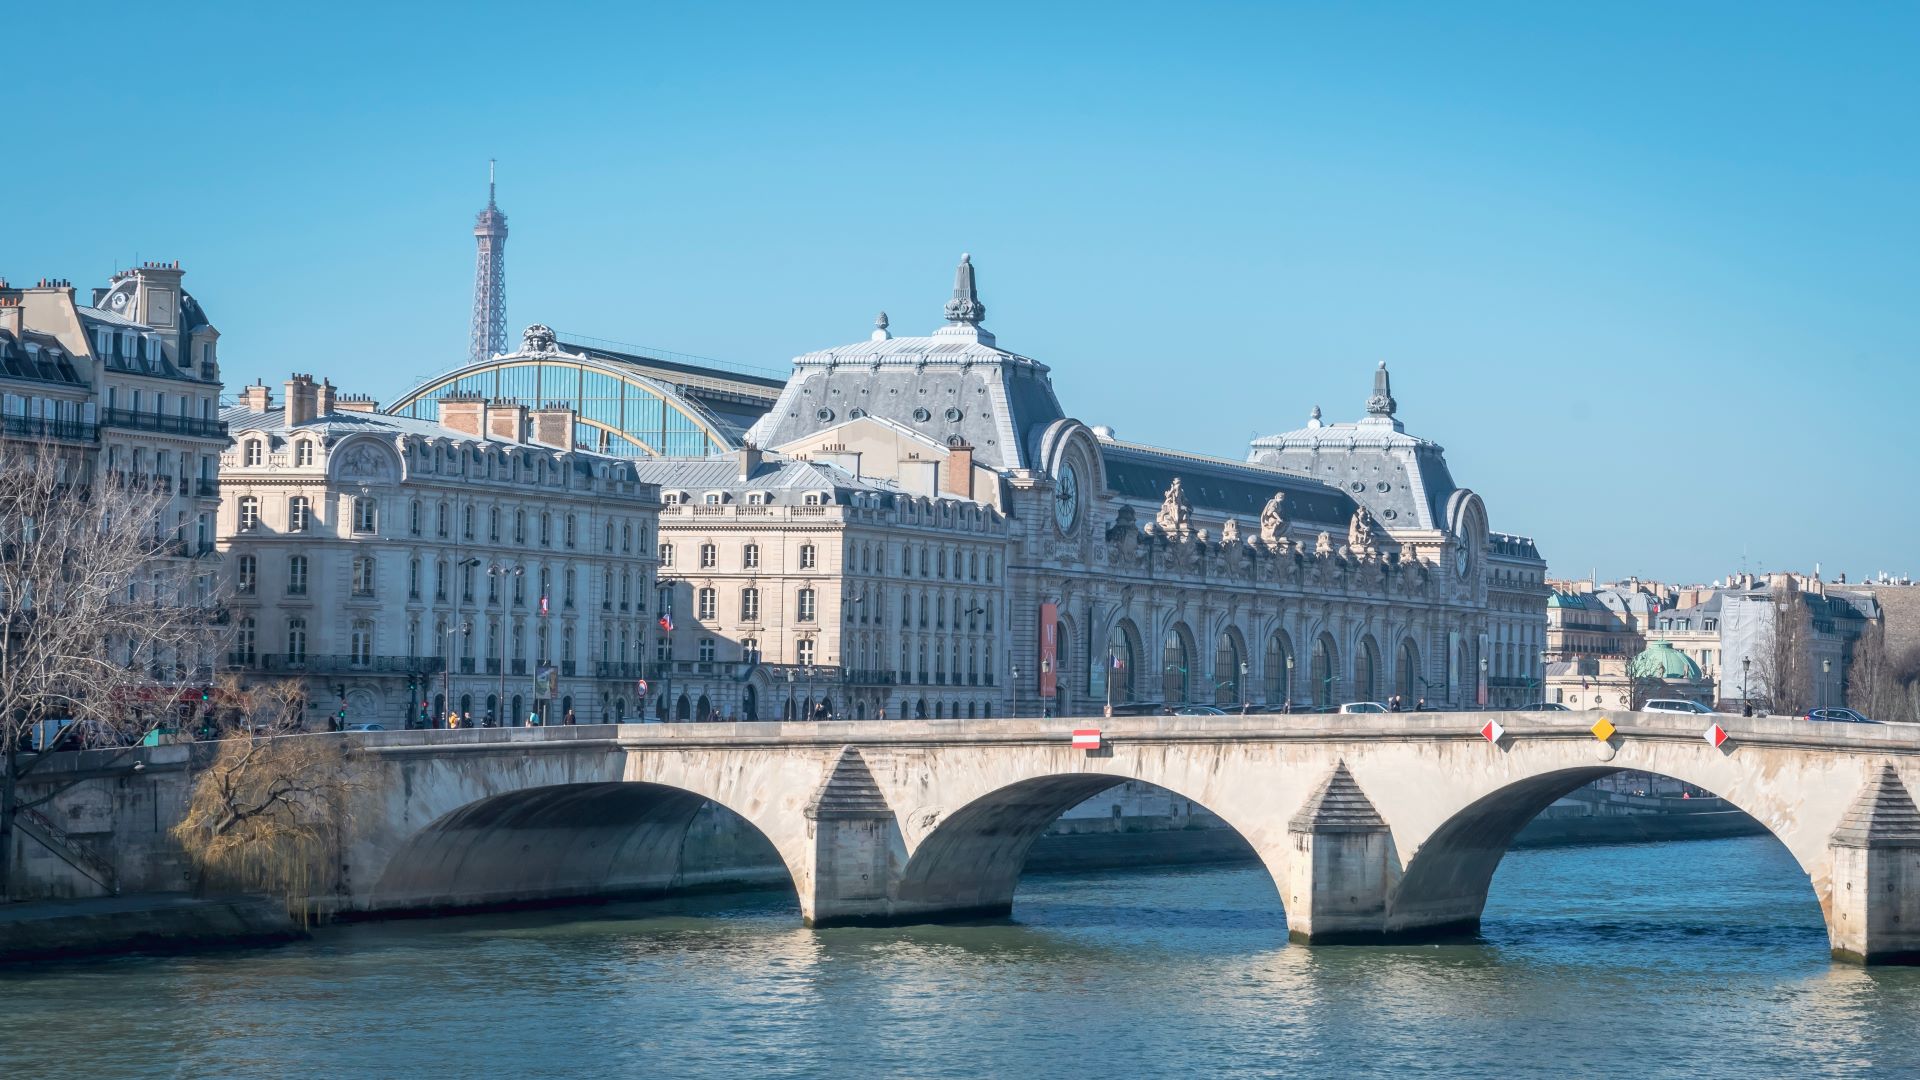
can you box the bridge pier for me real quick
[1284,762,1396,944]
[1826,765,1920,965]
[802,748,909,927]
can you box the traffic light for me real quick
[199,688,211,704]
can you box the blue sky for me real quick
[10,3,1917,584]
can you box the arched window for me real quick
[540,512,551,546]
[1357,636,1380,702]
[350,620,374,666]
[1265,632,1294,705]
[464,504,475,540]
[515,510,526,543]
[436,502,449,538]
[1215,632,1243,704]
[1311,634,1339,708]
[244,440,263,467]
[1162,628,1192,705]
[409,499,422,536]
[489,506,501,541]
[286,617,307,661]
[1399,639,1421,705]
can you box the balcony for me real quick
[2,415,97,443]
[595,662,647,679]
[194,478,218,497]
[839,669,897,686]
[235,654,446,676]
[101,408,228,440]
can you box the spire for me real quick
[1366,360,1396,419]
[469,161,509,365]
[943,253,986,327]
[488,158,497,208]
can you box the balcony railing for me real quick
[839,669,897,686]
[234,654,446,675]
[101,408,228,440]
[1,416,96,442]
[595,662,648,679]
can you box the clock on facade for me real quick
[1455,545,1471,577]
[1054,462,1080,533]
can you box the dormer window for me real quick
[704,493,723,506]
[663,492,682,506]
[295,441,314,467]
[244,439,263,467]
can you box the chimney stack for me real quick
[284,374,318,426]
[240,380,272,413]
[436,393,486,438]
[315,378,336,417]
[738,443,763,482]
[529,402,576,451]
[334,393,380,414]
[485,399,529,443]
[0,294,21,339]
[943,442,975,501]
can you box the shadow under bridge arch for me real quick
[890,774,1271,924]
[369,781,800,915]
[1385,766,1804,941]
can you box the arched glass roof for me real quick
[388,354,741,458]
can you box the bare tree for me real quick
[0,447,221,898]
[171,680,355,918]
[1848,624,1920,724]
[1755,592,1811,714]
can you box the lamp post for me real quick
[1285,654,1296,713]
[1822,657,1832,710]
[1104,650,1117,718]
[1012,665,1021,718]
[487,563,524,725]
[805,665,817,720]
[442,620,471,726]
[1742,656,1751,705]
[1478,656,1489,709]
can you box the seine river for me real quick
[5,835,1919,1079]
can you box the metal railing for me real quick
[1,415,95,442]
[235,654,446,675]
[101,408,227,439]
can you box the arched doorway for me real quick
[485,693,499,725]
[817,697,834,720]
[614,697,626,722]
[916,697,928,719]
[656,695,670,722]
[1214,630,1244,705]
[743,684,758,721]
[458,693,472,722]
[1161,624,1194,705]
[1311,634,1338,708]
[1265,631,1294,706]
[1399,639,1420,705]
[1103,620,1140,705]
[433,693,446,727]
[695,693,712,723]
[675,693,691,721]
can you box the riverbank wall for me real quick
[0,893,305,963]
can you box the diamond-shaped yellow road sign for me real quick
[1590,716,1617,741]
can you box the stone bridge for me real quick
[336,712,1920,964]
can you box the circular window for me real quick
[912,407,932,423]
[1382,508,1398,520]
[1376,481,1391,492]
[815,407,835,422]
[944,407,964,423]
[1349,481,1366,492]
[848,407,867,419]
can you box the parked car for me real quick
[1516,702,1571,712]
[1807,707,1880,725]
[1338,701,1389,714]
[1173,705,1228,716]
[1643,699,1715,715]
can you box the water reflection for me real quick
[6,838,1920,1078]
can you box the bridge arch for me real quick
[890,773,1279,924]
[1386,764,1820,939]
[367,779,807,915]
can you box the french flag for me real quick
[658,609,674,632]
[1110,655,1125,670]
[539,593,549,617]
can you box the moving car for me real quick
[346,723,386,732]
[1173,705,1229,716]
[1643,699,1714,715]
[1516,702,1572,712]
[1806,707,1879,725]
[1338,701,1389,714]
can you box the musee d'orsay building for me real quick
[385,255,1547,718]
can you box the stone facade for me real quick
[218,380,659,728]
[629,450,1014,722]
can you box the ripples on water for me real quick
[4,835,1919,1079]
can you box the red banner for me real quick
[1039,602,1058,699]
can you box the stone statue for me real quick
[337,442,392,481]
[1314,531,1336,558]
[1155,478,1192,534]
[1258,492,1289,545]
[1347,505,1385,557]
[521,324,558,354]
[1220,517,1240,546]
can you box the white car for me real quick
[1338,701,1389,714]
[1643,699,1714,715]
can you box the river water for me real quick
[4,834,1918,1079]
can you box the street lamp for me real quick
[1478,656,1489,709]
[1822,657,1832,710]
[1012,665,1021,718]
[1742,656,1752,705]
[487,563,524,725]
[1285,654,1296,712]
[442,619,471,726]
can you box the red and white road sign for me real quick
[1704,723,1729,749]
[1072,728,1102,750]
[1480,719,1506,744]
